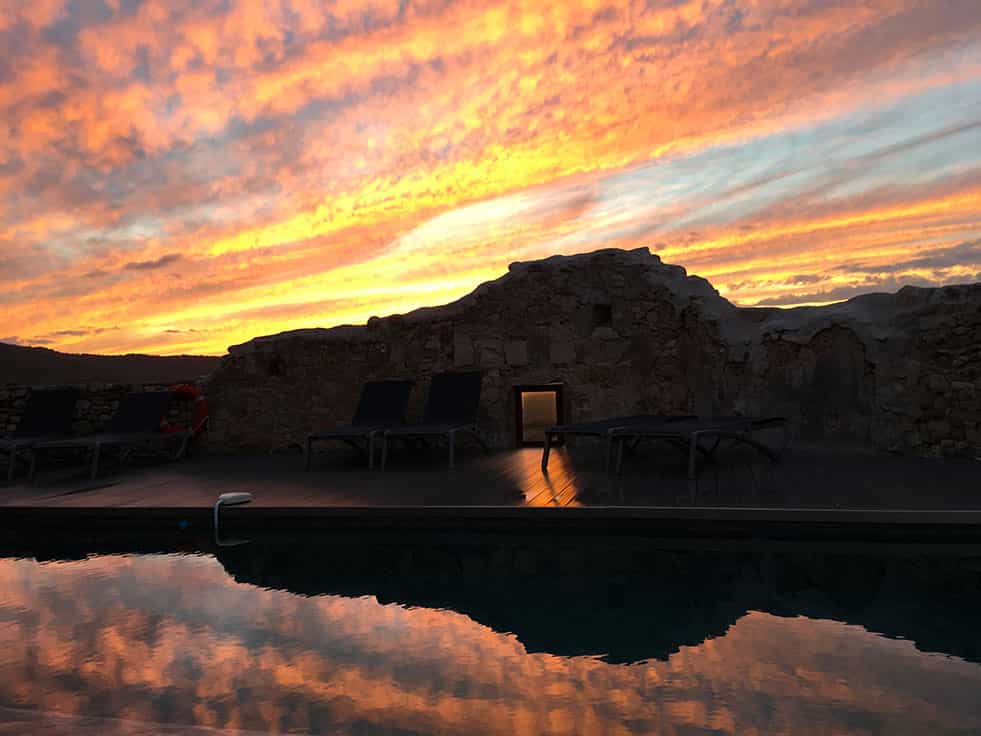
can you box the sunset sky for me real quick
[1,0,980,356]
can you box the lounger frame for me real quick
[380,372,487,470]
[541,414,695,472]
[1,388,79,482]
[611,416,792,478]
[305,379,415,470]
[29,391,188,480]
[381,422,489,469]
[31,430,190,480]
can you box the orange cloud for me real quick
[0,0,979,354]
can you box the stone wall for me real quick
[0,383,196,437]
[206,248,981,457]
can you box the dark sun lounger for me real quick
[541,414,694,472]
[30,391,188,480]
[610,416,791,478]
[306,379,414,470]
[381,371,487,469]
[1,388,79,482]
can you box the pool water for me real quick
[1,538,980,735]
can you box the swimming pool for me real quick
[1,536,980,735]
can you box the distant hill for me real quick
[0,343,221,386]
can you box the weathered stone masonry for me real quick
[206,248,981,457]
[0,383,195,438]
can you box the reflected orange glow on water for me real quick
[1,554,979,734]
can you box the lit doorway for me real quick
[514,384,564,446]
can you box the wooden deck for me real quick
[2,441,979,523]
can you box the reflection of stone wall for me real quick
[0,383,194,437]
[207,248,981,457]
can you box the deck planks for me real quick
[1,444,980,512]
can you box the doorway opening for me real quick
[514,384,564,446]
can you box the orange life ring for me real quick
[165,384,210,435]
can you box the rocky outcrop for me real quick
[207,247,981,457]
[0,343,218,385]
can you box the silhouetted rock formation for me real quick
[208,247,981,456]
[0,342,219,386]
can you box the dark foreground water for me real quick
[1,536,980,735]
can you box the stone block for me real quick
[550,340,575,364]
[504,340,529,366]
[453,333,474,367]
[476,339,503,367]
[591,326,620,341]
[389,342,405,366]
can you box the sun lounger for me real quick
[1,388,79,482]
[540,414,695,472]
[610,416,791,478]
[380,371,487,469]
[30,391,187,480]
[306,379,414,470]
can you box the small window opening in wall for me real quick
[515,384,564,446]
[593,303,613,327]
[267,356,285,378]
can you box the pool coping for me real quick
[4,504,981,541]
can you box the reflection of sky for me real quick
[1,553,980,735]
[1,1,980,354]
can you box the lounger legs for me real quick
[381,428,484,470]
[541,433,552,471]
[613,434,706,476]
[175,433,190,461]
[307,434,380,470]
[688,433,699,479]
[367,432,377,470]
[473,431,489,453]
[90,442,102,480]
[542,434,552,470]
[450,428,488,467]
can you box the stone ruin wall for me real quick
[4,249,975,458]
[207,252,730,453]
[206,248,981,458]
[0,383,195,437]
[729,283,981,456]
